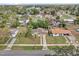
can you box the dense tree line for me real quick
[29,19,49,29]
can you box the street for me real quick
[0,50,51,56]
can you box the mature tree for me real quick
[11,19,20,28]
[50,10,56,16]
[74,18,79,25]
[29,19,49,29]
[25,24,33,37]
[56,16,60,20]
[59,22,66,28]
[27,7,40,15]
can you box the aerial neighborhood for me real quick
[0,5,79,56]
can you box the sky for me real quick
[0,0,79,5]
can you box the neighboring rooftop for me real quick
[50,28,71,34]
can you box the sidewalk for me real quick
[1,43,79,46]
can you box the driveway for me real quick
[67,35,76,44]
[5,29,19,50]
[42,34,48,50]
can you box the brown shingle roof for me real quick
[50,28,71,34]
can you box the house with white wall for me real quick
[64,19,74,24]
[48,28,71,36]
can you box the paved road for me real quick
[0,50,51,56]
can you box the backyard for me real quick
[60,14,71,20]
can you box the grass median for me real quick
[12,46,42,50]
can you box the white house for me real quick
[32,28,48,36]
[49,28,71,36]
[19,19,29,25]
[64,19,74,24]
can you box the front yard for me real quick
[0,27,10,44]
[46,36,67,44]
[0,46,6,50]
[14,27,40,44]
[15,36,40,44]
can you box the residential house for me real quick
[64,19,74,24]
[32,28,48,36]
[35,14,43,18]
[44,15,53,20]
[52,19,61,27]
[19,19,29,26]
[48,28,71,36]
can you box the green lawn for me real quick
[15,36,40,44]
[15,27,40,44]
[0,27,10,44]
[12,46,42,50]
[61,15,71,20]
[46,36,67,44]
[48,45,75,50]
[48,46,63,50]
[0,46,6,50]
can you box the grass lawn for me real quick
[15,36,40,44]
[61,15,71,20]
[18,27,27,33]
[48,46,63,50]
[0,27,10,44]
[46,36,67,44]
[0,46,6,50]
[15,27,40,44]
[12,46,42,50]
[48,45,75,50]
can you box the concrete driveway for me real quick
[5,29,19,50]
[67,35,76,44]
